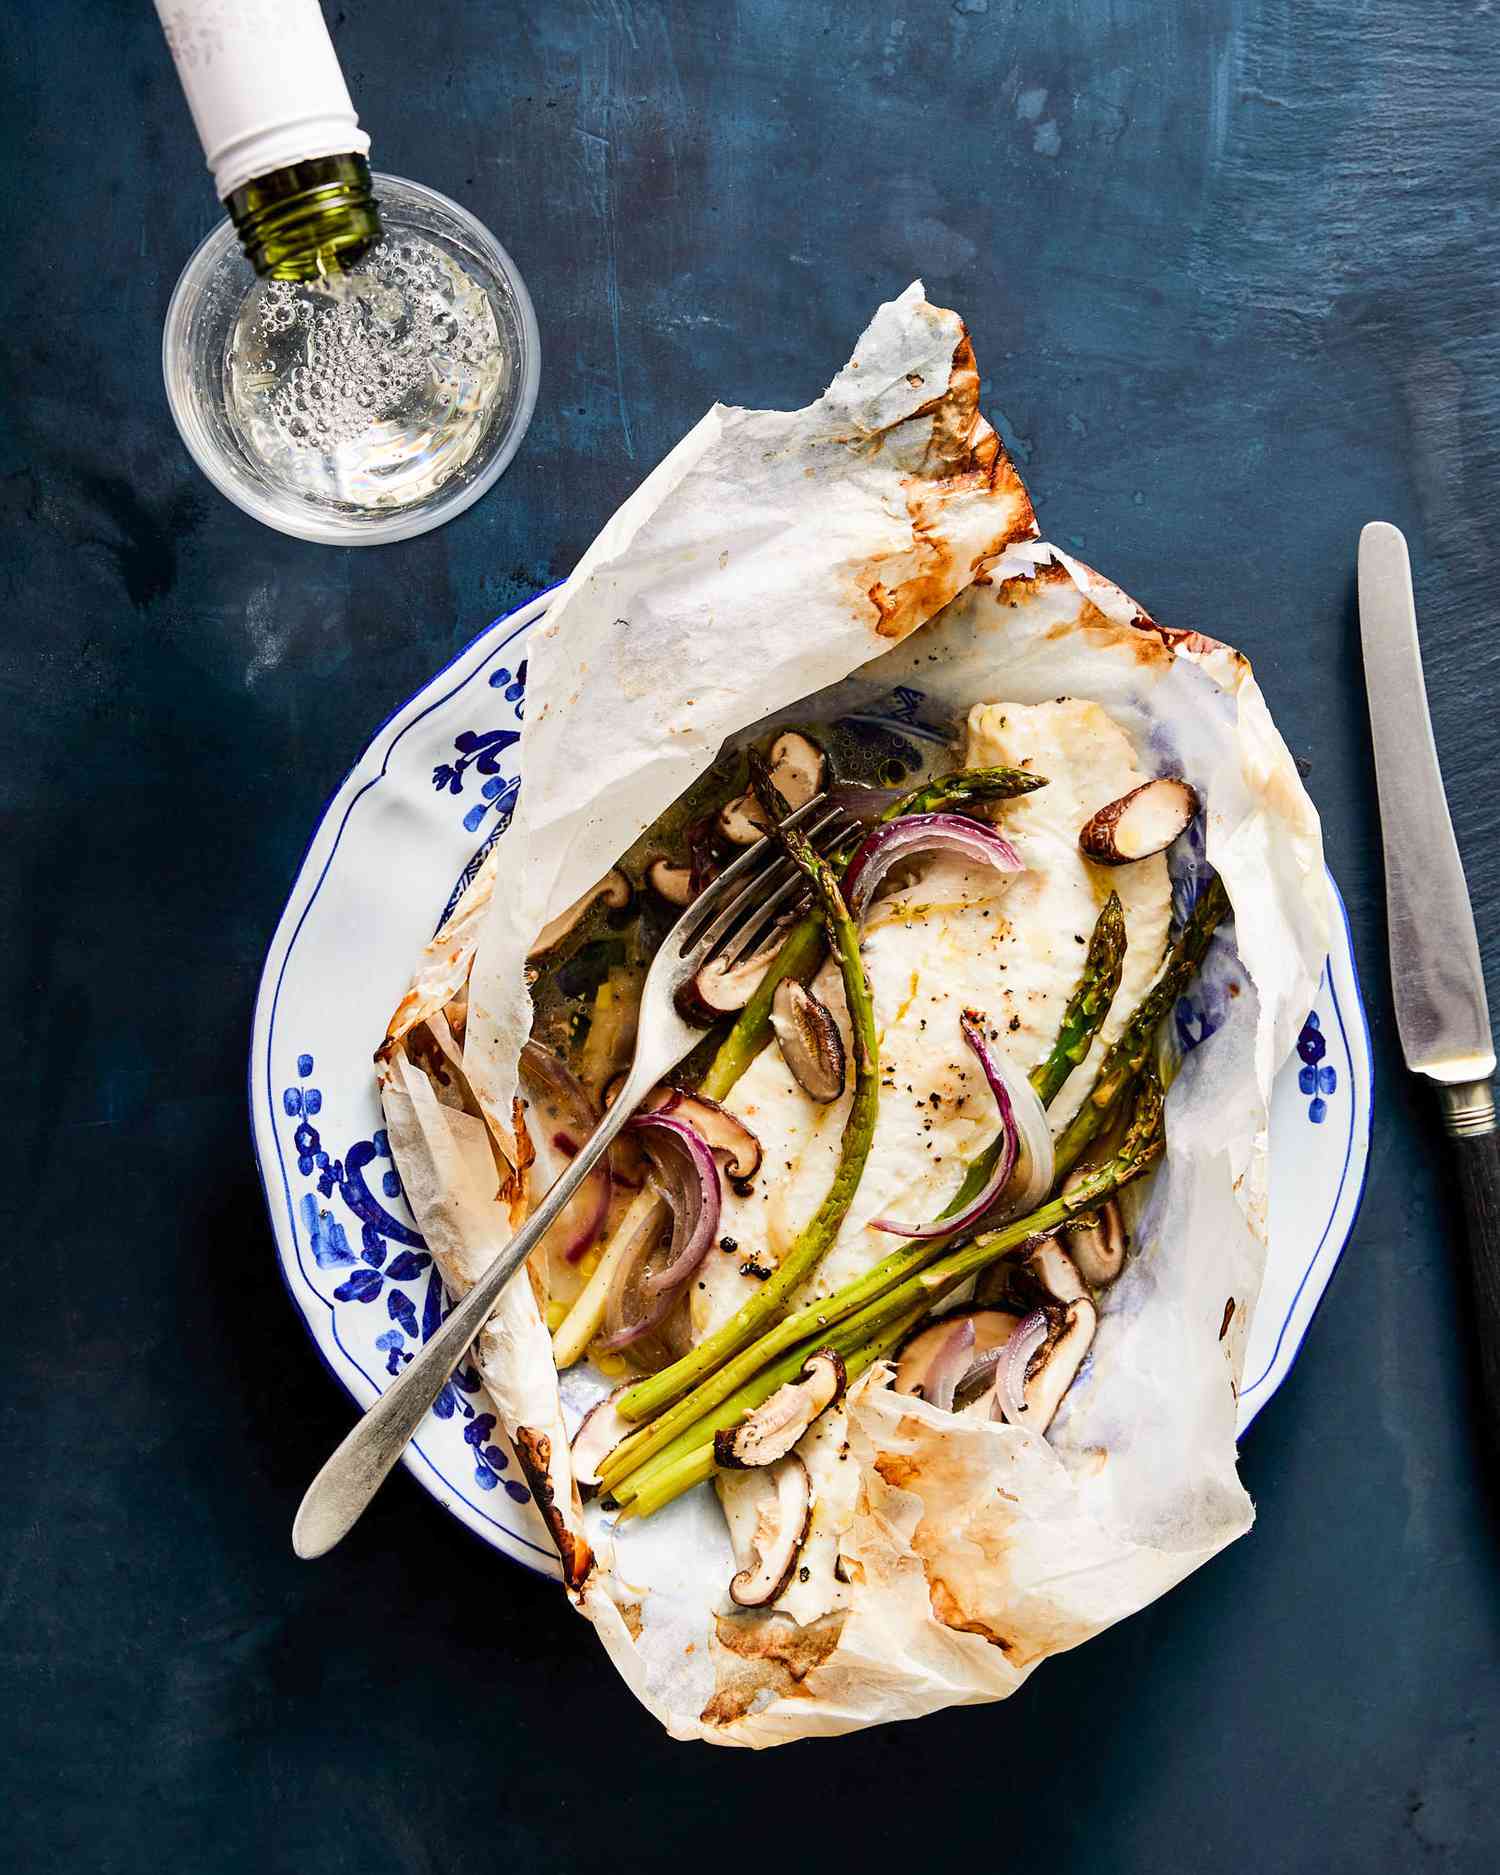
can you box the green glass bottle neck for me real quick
[227,154,382,281]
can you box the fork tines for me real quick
[676,794,862,967]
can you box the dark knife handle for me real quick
[1442,1080,1500,1450]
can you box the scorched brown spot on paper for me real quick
[1133,617,1240,666]
[989,562,1076,607]
[860,455,1035,640]
[874,1435,1093,1667]
[928,1580,1017,1656]
[848,325,1036,640]
[699,1612,845,1727]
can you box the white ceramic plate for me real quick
[250,590,1373,1578]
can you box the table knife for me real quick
[1359,520,1500,1438]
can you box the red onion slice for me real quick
[843,812,1023,920]
[964,1010,1055,1216]
[594,1105,731,1349]
[518,1042,612,1265]
[994,1309,1049,1423]
[923,1317,976,1413]
[627,1111,721,1295]
[597,1205,684,1352]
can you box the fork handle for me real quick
[292,1056,656,1559]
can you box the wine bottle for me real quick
[154,0,381,280]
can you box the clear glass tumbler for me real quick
[163,175,540,546]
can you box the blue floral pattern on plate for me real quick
[1296,1012,1338,1123]
[431,660,527,834]
[280,1054,527,1480]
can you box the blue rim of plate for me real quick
[250,585,1373,1573]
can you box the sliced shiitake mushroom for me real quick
[1001,1243,1096,1433]
[650,1089,763,1179]
[646,858,694,906]
[767,731,825,810]
[717,792,771,847]
[602,1082,762,1184]
[691,922,791,1013]
[770,978,846,1102]
[717,733,827,846]
[570,1390,630,1497]
[1012,1297,1097,1434]
[719,1455,813,1607]
[714,1350,846,1468]
[1079,777,1199,866]
[527,869,631,958]
[1060,1166,1128,1287]
[1025,1240,1090,1308]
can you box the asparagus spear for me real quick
[1030,892,1126,1106]
[613,1076,1165,1516]
[599,1209,937,1490]
[889,764,1047,818]
[597,1089,1011,1489]
[615,778,882,1425]
[597,883,1126,1486]
[1051,874,1230,1181]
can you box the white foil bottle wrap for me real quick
[154,0,370,200]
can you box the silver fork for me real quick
[292,791,859,1559]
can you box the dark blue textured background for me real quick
[4,2,1499,1869]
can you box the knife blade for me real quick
[1358,520,1495,1086]
[1359,519,1500,1454]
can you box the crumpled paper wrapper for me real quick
[376,284,1328,1745]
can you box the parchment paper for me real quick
[377,285,1328,1745]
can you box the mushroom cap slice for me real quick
[691,922,790,1013]
[989,1242,1095,1433]
[714,1350,846,1469]
[767,731,826,810]
[720,1455,813,1608]
[1079,777,1198,866]
[1026,1240,1089,1307]
[716,733,826,846]
[1061,1178,1128,1287]
[527,869,631,958]
[646,858,694,906]
[648,1088,763,1180]
[770,978,846,1102]
[717,792,771,847]
[1015,1297,1097,1434]
[570,1390,630,1496]
[604,1082,763,1182]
